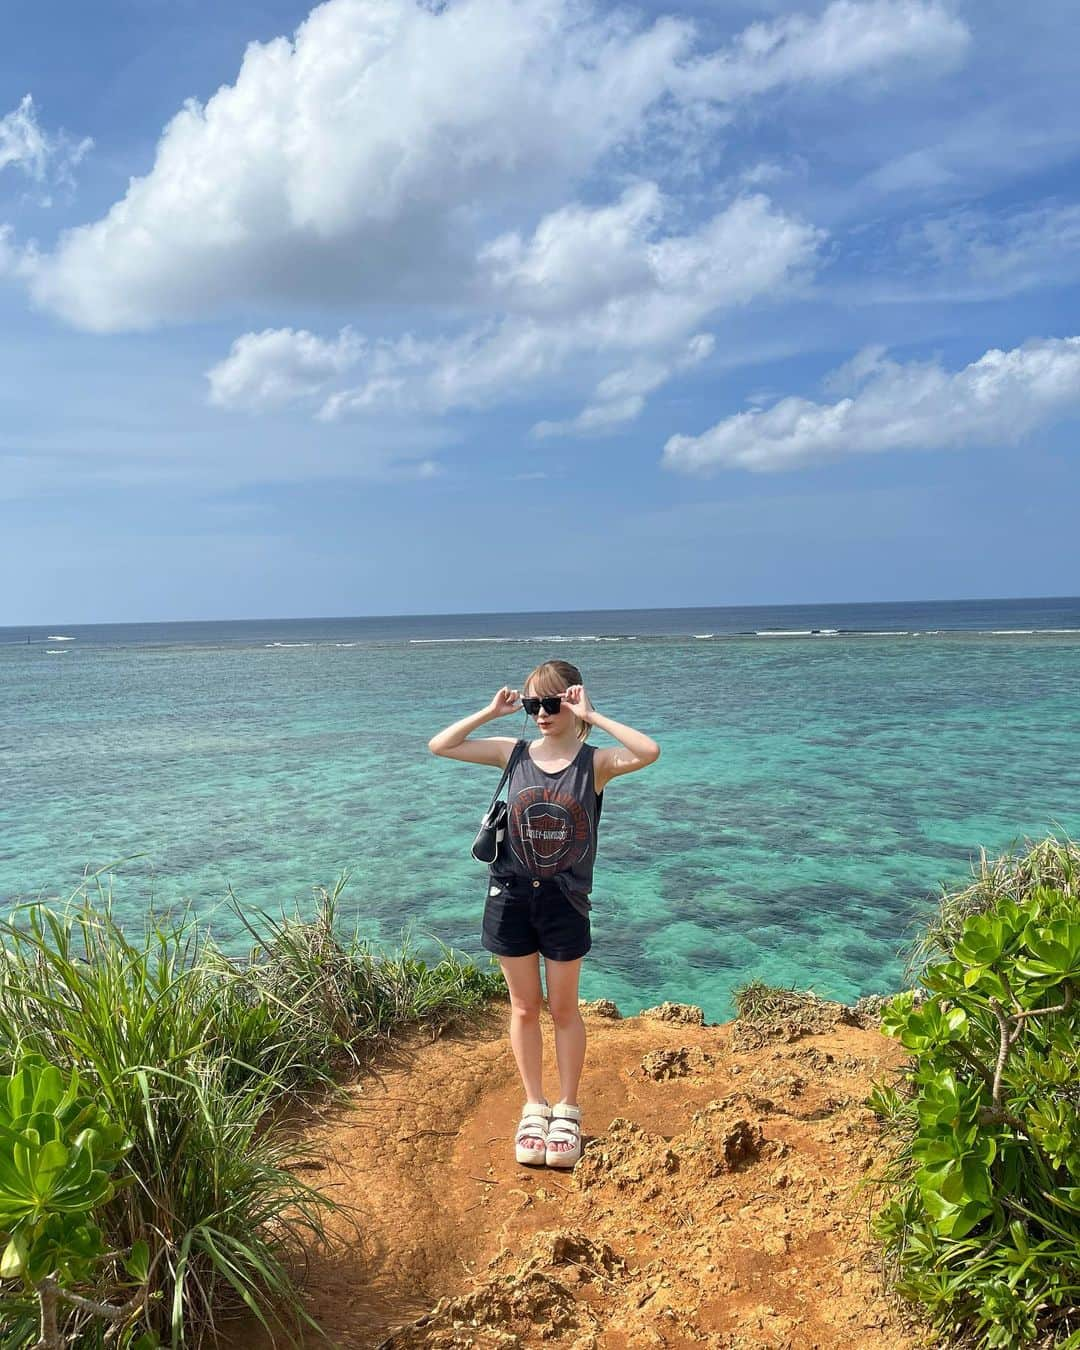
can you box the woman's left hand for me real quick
[563,684,595,723]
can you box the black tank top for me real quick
[492,739,603,917]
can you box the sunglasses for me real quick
[521,695,563,716]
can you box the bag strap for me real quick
[486,737,527,810]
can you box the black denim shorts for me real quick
[481,874,591,962]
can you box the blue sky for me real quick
[2,0,1079,623]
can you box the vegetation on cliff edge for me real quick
[0,871,504,1348]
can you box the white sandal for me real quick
[515,1101,552,1166]
[545,1102,582,1168]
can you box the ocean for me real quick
[4,597,1080,1022]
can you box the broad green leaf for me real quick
[0,1234,27,1279]
[125,1238,150,1283]
[950,1198,993,1239]
[35,1139,70,1194]
[944,1007,969,1036]
[31,1065,63,1114]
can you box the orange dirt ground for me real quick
[231,998,930,1350]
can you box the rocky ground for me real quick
[230,993,931,1349]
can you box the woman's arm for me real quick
[564,685,660,791]
[428,687,521,766]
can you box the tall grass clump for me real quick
[0,870,506,1346]
[232,876,504,1073]
[867,837,1080,1349]
[905,833,1080,982]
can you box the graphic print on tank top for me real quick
[508,785,592,878]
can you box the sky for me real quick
[2,0,1080,623]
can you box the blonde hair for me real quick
[523,659,590,742]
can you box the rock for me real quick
[639,1045,715,1080]
[382,1230,627,1346]
[720,1118,763,1169]
[848,987,928,1026]
[579,998,622,1019]
[524,1230,629,1281]
[639,1001,706,1025]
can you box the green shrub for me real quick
[0,871,505,1346]
[869,850,1080,1349]
[0,1054,154,1349]
[905,833,1080,982]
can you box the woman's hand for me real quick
[487,686,521,718]
[562,684,595,723]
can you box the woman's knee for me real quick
[547,1000,583,1028]
[499,954,543,1018]
[544,954,584,1026]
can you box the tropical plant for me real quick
[905,833,1080,982]
[0,1054,154,1349]
[868,858,1080,1349]
[0,869,505,1345]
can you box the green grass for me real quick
[0,869,506,1347]
[904,831,1080,983]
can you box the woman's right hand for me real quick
[487,686,521,717]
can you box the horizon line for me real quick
[5,592,1080,630]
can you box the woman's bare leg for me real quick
[543,956,586,1153]
[498,954,548,1153]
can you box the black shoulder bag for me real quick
[471,737,528,864]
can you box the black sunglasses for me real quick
[521,695,563,716]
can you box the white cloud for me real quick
[479,185,821,334]
[0,224,16,274]
[824,197,1080,310]
[821,342,889,394]
[408,459,444,480]
[0,223,37,284]
[207,326,363,411]
[675,0,968,102]
[662,336,1080,473]
[862,107,1080,204]
[20,0,965,332]
[25,0,694,330]
[0,95,91,195]
[209,189,819,423]
[904,201,1080,296]
[738,158,806,188]
[480,182,666,318]
[533,334,715,438]
[0,97,50,180]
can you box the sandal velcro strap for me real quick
[550,1103,581,1120]
[517,1104,551,1137]
[546,1104,581,1148]
[546,1120,580,1139]
[545,1104,583,1166]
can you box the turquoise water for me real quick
[5,607,1080,1021]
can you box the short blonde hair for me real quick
[523,659,590,742]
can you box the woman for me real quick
[428,658,660,1169]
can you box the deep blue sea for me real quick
[4,598,1080,1021]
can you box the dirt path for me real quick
[233,1000,926,1349]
